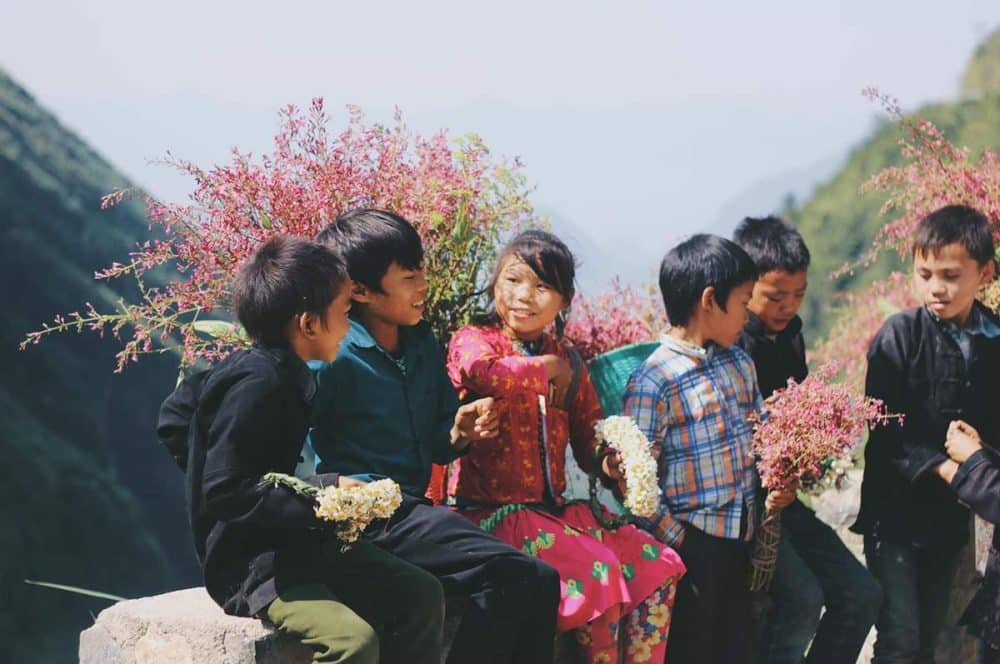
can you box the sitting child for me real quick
[157,236,445,664]
[308,209,562,664]
[443,229,686,664]
[623,234,795,664]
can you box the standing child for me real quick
[623,234,796,664]
[851,204,1000,662]
[445,229,686,664]
[733,216,882,664]
[309,209,562,664]
[156,236,446,664]
[943,418,1000,663]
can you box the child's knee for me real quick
[407,567,446,619]
[326,618,379,664]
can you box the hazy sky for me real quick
[2,1,997,287]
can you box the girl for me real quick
[444,230,686,664]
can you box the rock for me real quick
[79,588,311,664]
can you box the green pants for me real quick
[265,541,445,664]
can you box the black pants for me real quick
[364,494,561,664]
[666,524,755,664]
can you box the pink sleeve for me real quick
[447,326,549,398]
[567,361,605,473]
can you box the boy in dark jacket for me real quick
[852,205,1000,662]
[944,418,1000,663]
[157,235,445,664]
[734,216,882,664]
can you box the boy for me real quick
[309,209,561,664]
[734,216,882,664]
[156,236,445,664]
[852,204,1000,662]
[623,233,793,664]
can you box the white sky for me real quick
[2,0,997,287]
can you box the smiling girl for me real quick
[442,230,685,664]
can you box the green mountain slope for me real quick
[0,69,199,663]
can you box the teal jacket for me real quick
[308,320,461,496]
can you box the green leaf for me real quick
[192,320,244,340]
[259,212,272,230]
[24,579,126,602]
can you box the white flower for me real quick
[594,416,660,518]
[314,478,403,545]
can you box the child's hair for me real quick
[732,215,811,273]
[316,208,424,292]
[233,235,349,347]
[482,229,576,335]
[659,234,757,326]
[912,205,996,265]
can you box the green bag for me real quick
[587,341,660,416]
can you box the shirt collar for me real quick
[744,311,803,342]
[660,331,715,361]
[926,302,1000,339]
[346,318,427,357]
[256,345,317,402]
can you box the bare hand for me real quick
[601,448,627,495]
[765,481,798,512]
[946,420,983,464]
[452,397,500,449]
[541,354,573,408]
[936,459,960,484]
[337,476,368,489]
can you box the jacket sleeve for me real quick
[156,369,210,471]
[865,320,947,484]
[432,340,463,465]
[623,370,685,548]
[447,326,549,399]
[951,449,1000,524]
[567,358,604,474]
[201,373,325,529]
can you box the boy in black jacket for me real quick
[734,217,882,664]
[852,205,1000,662]
[157,235,445,664]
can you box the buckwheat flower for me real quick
[315,478,403,546]
[594,416,660,519]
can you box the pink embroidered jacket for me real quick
[443,324,605,506]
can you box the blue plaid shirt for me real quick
[622,334,762,547]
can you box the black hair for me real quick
[316,208,424,292]
[483,229,576,336]
[232,235,349,347]
[658,234,758,326]
[732,215,811,273]
[912,205,996,265]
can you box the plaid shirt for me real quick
[623,334,762,547]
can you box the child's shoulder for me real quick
[869,306,930,353]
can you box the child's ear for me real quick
[979,259,997,285]
[297,312,319,338]
[351,281,373,304]
[699,286,717,312]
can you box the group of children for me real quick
[158,203,1000,664]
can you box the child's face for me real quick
[747,270,808,334]
[494,256,566,341]
[913,243,994,327]
[300,286,353,362]
[355,261,428,327]
[704,280,754,348]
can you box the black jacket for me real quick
[951,447,1000,648]
[852,304,1000,552]
[736,312,809,400]
[157,346,339,617]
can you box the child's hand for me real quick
[452,397,500,449]
[601,448,627,496]
[541,354,573,408]
[337,476,368,489]
[765,481,798,512]
[945,420,983,464]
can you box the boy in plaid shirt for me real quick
[623,234,795,664]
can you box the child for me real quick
[622,234,794,664]
[733,216,882,664]
[308,209,562,664]
[851,204,1000,662]
[156,236,445,664]
[444,229,687,664]
[943,419,1000,663]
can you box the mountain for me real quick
[787,28,1000,343]
[0,69,199,663]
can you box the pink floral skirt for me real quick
[462,502,686,632]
